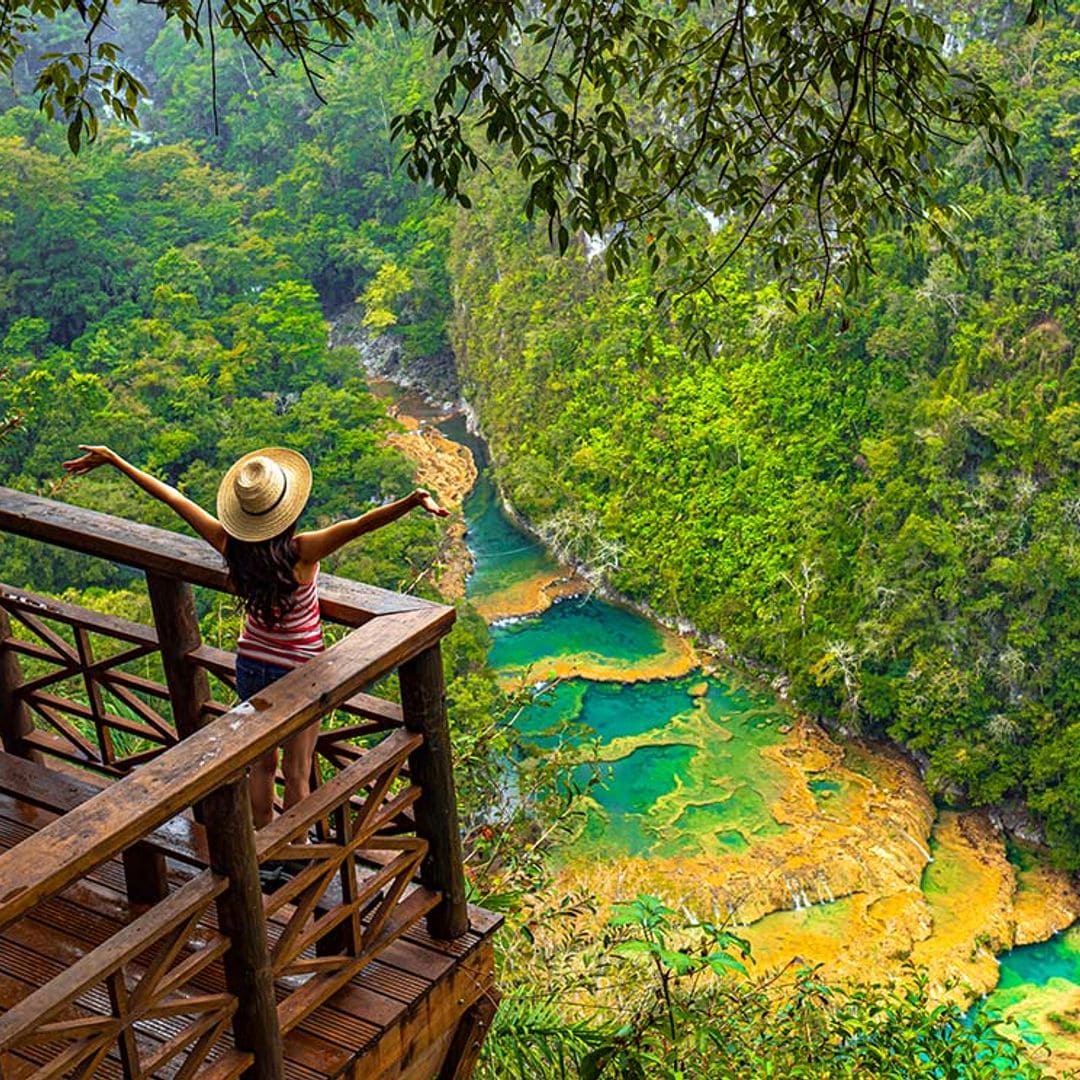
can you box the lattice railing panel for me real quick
[0,872,242,1080]
[0,585,178,775]
[250,727,438,1032]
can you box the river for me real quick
[376,384,1080,1071]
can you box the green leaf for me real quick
[66,113,83,154]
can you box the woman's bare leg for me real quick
[282,720,320,810]
[250,748,278,829]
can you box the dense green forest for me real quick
[451,5,1080,866]
[0,2,1076,1075]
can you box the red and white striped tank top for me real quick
[237,565,325,668]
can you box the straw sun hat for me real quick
[216,448,312,542]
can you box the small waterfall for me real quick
[817,870,835,904]
[901,828,934,863]
[786,870,837,910]
[716,889,748,928]
[784,875,805,911]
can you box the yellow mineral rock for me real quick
[384,416,478,599]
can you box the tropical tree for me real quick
[4,0,1032,294]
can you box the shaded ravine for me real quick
[377,379,1080,1070]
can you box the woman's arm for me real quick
[293,489,449,565]
[62,445,228,553]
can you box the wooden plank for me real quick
[0,816,500,1080]
[278,1012,370,1077]
[255,730,421,859]
[0,748,113,810]
[17,729,124,777]
[187,644,239,680]
[0,606,452,933]
[275,888,441,1036]
[4,608,79,664]
[0,914,225,1077]
[374,931,457,984]
[0,966,130,1080]
[436,991,499,1080]
[0,585,159,648]
[22,703,99,760]
[285,1016,378,1070]
[0,751,168,902]
[3,638,63,664]
[322,693,403,726]
[11,872,362,1080]
[0,837,236,1050]
[193,1049,254,1080]
[2,846,494,1080]
[203,777,285,1079]
[0,891,185,993]
[99,668,170,699]
[303,982,406,1040]
[73,627,112,767]
[147,571,285,1080]
[29,690,167,745]
[0,788,481,974]
[0,487,447,625]
[359,941,496,1080]
[146,574,212,743]
[404,905,504,952]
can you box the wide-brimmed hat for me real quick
[216,448,312,542]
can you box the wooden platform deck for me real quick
[0,488,503,1079]
[0,793,500,1080]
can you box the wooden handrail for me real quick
[0,486,443,626]
[0,604,453,933]
[190,641,406,728]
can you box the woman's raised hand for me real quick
[414,488,450,518]
[62,445,117,476]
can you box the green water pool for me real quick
[996,928,1080,990]
[507,670,793,859]
[488,595,676,679]
[456,445,797,863]
[515,676,760,744]
[970,927,1080,1057]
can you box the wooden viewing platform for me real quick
[0,487,502,1079]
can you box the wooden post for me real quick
[122,844,169,906]
[146,572,284,1079]
[146,573,214,741]
[203,779,285,1079]
[399,643,469,939]
[0,608,42,762]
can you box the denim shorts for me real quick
[235,655,291,701]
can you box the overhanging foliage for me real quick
[1,0,1042,293]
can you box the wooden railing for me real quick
[0,487,470,1079]
[0,869,239,1078]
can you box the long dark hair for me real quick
[224,524,299,625]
